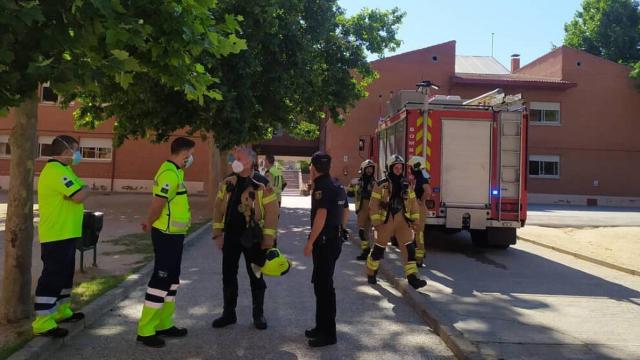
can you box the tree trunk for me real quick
[0,92,38,323]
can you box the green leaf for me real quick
[110,49,130,60]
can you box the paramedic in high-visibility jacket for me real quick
[211,146,280,331]
[33,135,89,338]
[136,137,195,348]
[263,153,284,206]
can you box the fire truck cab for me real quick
[373,87,527,248]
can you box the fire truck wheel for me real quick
[470,230,489,248]
[487,227,517,249]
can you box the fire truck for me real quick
[372,84,527,248]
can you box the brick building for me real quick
[1,40,639,206]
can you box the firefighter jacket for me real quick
[369,177,420,227]
[212,173,279,248]
[347,175,376,213]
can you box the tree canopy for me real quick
[71,1,405,149]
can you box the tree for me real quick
[71,1,406,150]
[564,0,640,68]
[0,0,244,323]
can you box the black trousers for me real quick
[34,238,77,316]
[312,233,342,340]
[222,233,266,292]
[145,229,185,306]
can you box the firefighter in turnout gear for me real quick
[137,137,195,348]
[347,159,377,261]
[407,156,432,267]
[366,155,428,289]
[212,146,280,331]
[32,136,89,338]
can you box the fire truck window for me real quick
[388,124,396,158]
[379,131,387,172]
[396,120,406,159]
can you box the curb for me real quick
[9,223,211,360]
[345,222,488,360]
[518,236,640,277]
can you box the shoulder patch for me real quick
[314,190,323,200]
[61,176,74,188]
[160,183,170,194]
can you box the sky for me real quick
[338,0,583,68]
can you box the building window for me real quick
[38,136,56,158]
[529,155,560,178]
[80,138,112,160]
[0,135,10,158]
[529,102,560,124]
[41,82,59,104]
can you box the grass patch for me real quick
[0,335,33,360]
[71,274,129,309]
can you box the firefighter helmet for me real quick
[261,248,291,277]
[386,154,405,173]
[408,156,426,170]
[359,159,376,173]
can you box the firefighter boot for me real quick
[407,274,427,289]
[212,288,238,328]
[252,288,267,330]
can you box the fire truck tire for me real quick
[487,227,517,249]
[470,230,489,248]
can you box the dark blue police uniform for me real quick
[310,173,346,342]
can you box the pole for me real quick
[491,32,495,57]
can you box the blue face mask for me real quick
[227,153,235,164]
[71,150,82,165]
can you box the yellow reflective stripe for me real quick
[371,214,385,221]
[371,192,382,199]
[263,228,276,236]
[217,189,224,200]
[367,258,380,271]
[416,249,425,257]
[170,220,189,229]
[408,192,416,199]
[408,213,420,220]
[263,193,277,205]
[404,262,418,276]
[213,223,225,229]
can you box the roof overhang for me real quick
[452,74,577,90]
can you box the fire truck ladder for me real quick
[498,111,522,222]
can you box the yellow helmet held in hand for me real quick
[261,248,291,277]
[408,156,430,179]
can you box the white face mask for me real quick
[184,154,194,169]
[232,160,244,174]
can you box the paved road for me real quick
[380,229,640,360]
[526,204,640,227]
[48,197,454,360]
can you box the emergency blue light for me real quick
[491,189,499,196]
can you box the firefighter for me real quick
[211,146,279,330]
[347,159,377,261]
[304,152,347,347]
[32,135,89,338]
[366,154,427,289]
[407,156,432,267]
[136,137,195,348]
[263,153,285,206]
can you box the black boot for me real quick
[252,288,267,330]
[367,270,377,285]
[212,288,237,328]
[407,274,427,289]
[356,248,370,261]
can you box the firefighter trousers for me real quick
[137,228,184,337]
[367,213,420,278]
[356,201,372,251]
[32,238,77,334]
[415,201,427,262]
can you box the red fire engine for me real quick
[372,83,527,248]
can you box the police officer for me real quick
[211,146,279,330]
[263,153,284,206]
[366,154,428,289]
[304,152,347,347]
[408,156,432,267]
[32,135,89,338]
[347,159,377,260]
[136,137,195,348]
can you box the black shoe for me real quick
[253,314,267,330]
[367,273,377,285]
[156,326,188,338]
[60,312,85,323]
[356,249,370,261]
[211,314,237,328]
[308,336,337,347]
[407,274,427,289]
[416,260,424,268]
[136,335,165,348]
[37,327,69,338]
[305,327,320,339]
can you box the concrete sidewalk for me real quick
[379,230,640,359]
[43,197,454,360]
